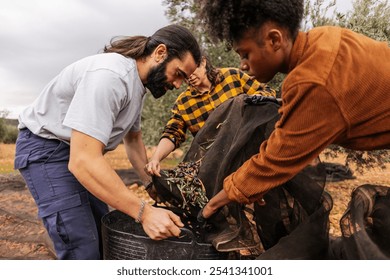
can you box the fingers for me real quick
[197,208,206,223]
[145,225,180,240]
[141,207,183,240]
[257,197,266,206]
[200,203,216,219]
[169,211,184,228]
[144,161,161,177]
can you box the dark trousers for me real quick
[14,129,109,259]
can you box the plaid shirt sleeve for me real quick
[160,101,188,149]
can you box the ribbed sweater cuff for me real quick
[223,173,265,204]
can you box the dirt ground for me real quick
[0,170,146,260]
[0,173,56,259]
[0,146,389,260]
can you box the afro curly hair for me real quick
[199,0,304,46]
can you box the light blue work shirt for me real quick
[18,53,146,152]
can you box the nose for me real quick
[240,61,249,71]
[172,79,183,89]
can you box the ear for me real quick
[267,29,283,51]
[153,44,168,63]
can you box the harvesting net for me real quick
[152,94,390,259]
[329,184,390,259]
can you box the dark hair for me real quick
[104,24,201,65]
[202,54,221,86]
[199,0,304,46]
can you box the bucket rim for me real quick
[101,210,216,247]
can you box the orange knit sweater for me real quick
[224,26,390,204]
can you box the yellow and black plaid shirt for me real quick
[161,68,276,148]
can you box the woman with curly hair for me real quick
[197,0,390,219]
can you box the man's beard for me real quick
[145,60,174,99]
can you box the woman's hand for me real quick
[144,159,161,177]
[145,138,176,177]
[199,189,232,219]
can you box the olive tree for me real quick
[0,110,18,144]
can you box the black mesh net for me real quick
[152,94,390,259]
[329,184,390,259]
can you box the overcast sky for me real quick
[0,0,169,118]
[1,0,353,119]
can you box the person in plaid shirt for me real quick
[144,54,276,177]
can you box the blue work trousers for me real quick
[14,129,109,259]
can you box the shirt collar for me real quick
[288,31,307,73]
[189,85,213,97]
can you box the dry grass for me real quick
[0,143,183,174]
[0,144,17,174]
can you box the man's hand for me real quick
[141,204,184,240]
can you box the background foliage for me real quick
[0,110,18,144]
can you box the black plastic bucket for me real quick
[101,210,227,260]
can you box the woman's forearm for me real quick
[151,138,175,161]
[145,138,175,177]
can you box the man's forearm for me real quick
[69,152,142,220]
[123,131,150,184]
